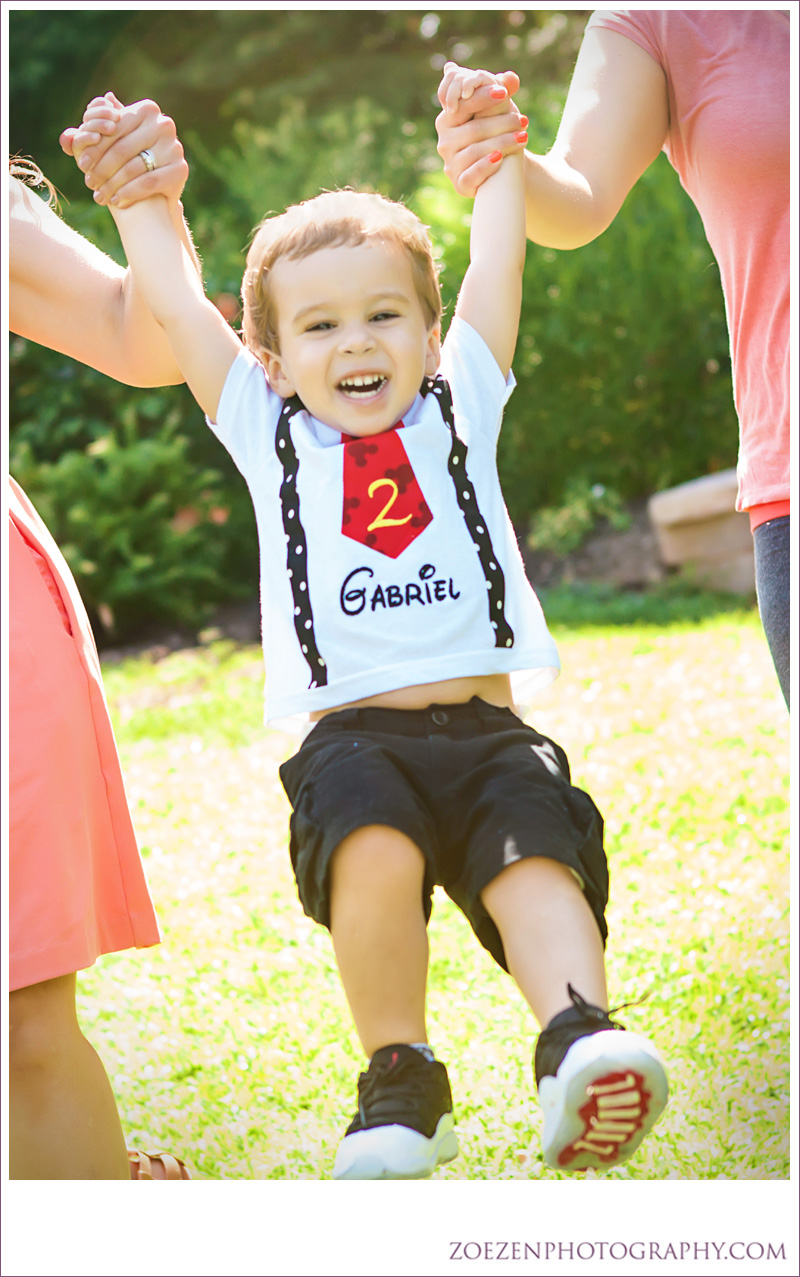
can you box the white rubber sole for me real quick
[332,1112,459,1180]
[538,1030,669,1172]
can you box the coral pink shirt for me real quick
[587,9,790,510]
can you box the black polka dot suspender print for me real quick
[274,382,513,689]
[275,397,328,688]
[422,376,514,649]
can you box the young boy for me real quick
[75,87,668,1180]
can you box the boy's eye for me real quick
[306,320,335,332]
[371,311,399,322]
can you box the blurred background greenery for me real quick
[8,8,739,643]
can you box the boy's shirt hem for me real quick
[207,317,560,727]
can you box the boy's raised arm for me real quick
[453,142,526,380]
[109,195,242,421]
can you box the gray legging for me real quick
[753,515,790,708]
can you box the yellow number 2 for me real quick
[366,478,413,532]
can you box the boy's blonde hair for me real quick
[241,189,442,355]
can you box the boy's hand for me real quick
[60,92,188,209]
[435,62,527,198]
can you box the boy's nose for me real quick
[340,323,376,353]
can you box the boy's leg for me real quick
[481,857,668,1173]
[481,857,607,1026]
[329,825,429,1056]
[328,824,458,1180]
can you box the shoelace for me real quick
[566,982,648,1028]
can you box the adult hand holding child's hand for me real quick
[60,92,188,209]
[435,61,527,197]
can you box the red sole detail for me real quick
[557,1068,652,1168]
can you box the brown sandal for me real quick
[128,1149,192,1180]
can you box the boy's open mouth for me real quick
[338,375,388,399]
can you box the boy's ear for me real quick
[262,349,295,397]
[425,325,442,376]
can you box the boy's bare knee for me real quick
[482,856,582,912]
[330,825,426,895]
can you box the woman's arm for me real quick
[10,175,182,386]
[522,28,668,248]
[436,28,668,249]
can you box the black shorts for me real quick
[279,697,608,971]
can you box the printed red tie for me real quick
[342,425,433,559]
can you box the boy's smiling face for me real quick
[263,239,441,436]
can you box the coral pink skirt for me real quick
[8,478,160,991]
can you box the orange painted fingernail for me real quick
[514,131,528,144]
[489,150,503,164]
[490,87,507,99]
[519,115,529,128]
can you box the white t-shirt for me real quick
[208,317,560,725]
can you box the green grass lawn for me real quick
[84,597,790,1180]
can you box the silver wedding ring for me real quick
[139,148,157,173]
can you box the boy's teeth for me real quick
[340,375,384,390]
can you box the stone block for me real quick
[647,469,755,595]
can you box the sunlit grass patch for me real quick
[80,601,790,1179]
[102,640,265,747]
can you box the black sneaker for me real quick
[534,985,669,1172]
[332,1044,459,1180]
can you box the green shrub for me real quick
[9,260,257,642]
[527,477,631,556]
[11,405,239,640]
